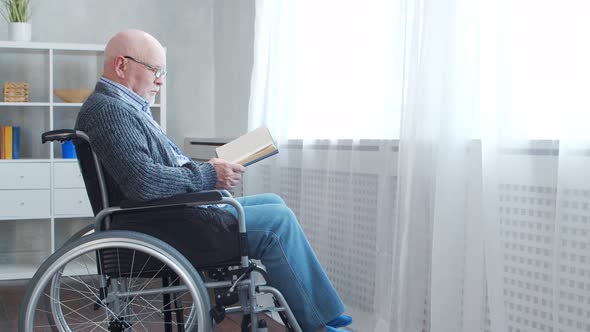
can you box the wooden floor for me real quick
[0,279,286,331]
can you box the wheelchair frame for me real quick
[19,129,302,332]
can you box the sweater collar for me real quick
[96,77,151,115]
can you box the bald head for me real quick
[104,29,164,76]
[102,29,166,104]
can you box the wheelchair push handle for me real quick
[41,129,88,144]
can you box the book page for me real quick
[216,126,277,165]
[238,143,276,165]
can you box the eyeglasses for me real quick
[123,55,167,79]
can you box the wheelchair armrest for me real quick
[120,190,224,209]
[95,190,230,232]
[42,129,86,143]
[219,190,233,197]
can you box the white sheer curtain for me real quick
[391,0,483,330]
[247,1,405,330]
[247,2,405,330]
[479,2,590,332]
[246,0,590,331]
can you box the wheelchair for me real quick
[19,129,302,332]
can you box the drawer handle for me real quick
[19,175,25,179]
[19,202,25,206]
[78,200,83,204]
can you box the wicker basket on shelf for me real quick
[3,82,30,102]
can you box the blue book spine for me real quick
[12,126,20,159]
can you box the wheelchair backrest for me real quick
[74,136,110,215]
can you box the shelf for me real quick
[52,159,79,163]
[0,263,40,280]
[0,41,104,52]
[0,215,51,221]
[52,103,160,107]
[0,103,161,108]
[53,103,83,107]
[53,213,92,219]
[0,256,95,281]
[0,102,50,107]
[0,159,50,163]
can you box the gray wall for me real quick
[0,0,255,143]
[213,0,255,139]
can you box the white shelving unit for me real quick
[0,41,166,280]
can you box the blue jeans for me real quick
[224,193,344,331]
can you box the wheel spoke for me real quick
[61,275,121,322]
[127,250,136,295]
[38,291,109,331]
[64,275,99,292]
[116,261,167,318]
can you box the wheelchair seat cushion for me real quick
[110,205,241,269]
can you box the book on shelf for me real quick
[12,126,20,159]
[0,126,3,159]
[215,126,278,166]
[0,126,20,159]
[3,126,12,160]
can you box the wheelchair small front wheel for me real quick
[19,230,212,332]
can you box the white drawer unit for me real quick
[0,190,51,219]
[0,163,51,189]
[54,188,93,216]
[54,162,85,188]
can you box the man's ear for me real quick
[114,56,127,79]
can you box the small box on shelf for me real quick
[3,82,30,102]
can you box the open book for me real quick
[215,126,278,166]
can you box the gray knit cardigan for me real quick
[75,81,218,202]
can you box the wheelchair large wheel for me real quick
[42,223,96,332]
[20,230,212,332]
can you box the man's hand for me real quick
[208,158,246,190]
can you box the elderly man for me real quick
[75,29,351,332]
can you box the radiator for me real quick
[243,140,399,315]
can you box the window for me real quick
[284,1,403,139]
